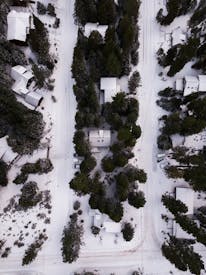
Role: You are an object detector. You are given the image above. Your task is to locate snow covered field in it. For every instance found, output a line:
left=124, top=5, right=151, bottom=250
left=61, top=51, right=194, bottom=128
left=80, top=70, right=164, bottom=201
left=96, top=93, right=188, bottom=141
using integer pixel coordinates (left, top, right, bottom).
left=1, top=0, right=206, bottom=274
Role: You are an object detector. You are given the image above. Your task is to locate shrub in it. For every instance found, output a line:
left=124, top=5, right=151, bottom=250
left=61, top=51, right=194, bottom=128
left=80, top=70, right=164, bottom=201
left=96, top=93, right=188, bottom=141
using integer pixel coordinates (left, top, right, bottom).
left=162, top=236, right=204, bottom=274
left=19, top=182, right=42, bottom=208
left=162, top=194, right=188, bottom=215
left=128, top=71, right=140, bottom=93
left=80, top=155, right=96, bottom=174
left=128, top=191, right=146, bottom=209
left=37, top=2, right=46, bottom=15
left=0, top=161, right=8, bottom=186
left=47, top=3, right=56, bottom=17
left=0, top=88, right=45, bottom=155
left=157, top=134, right=172, bottom=150
left=22, top=233, right=47, bottom=265
left=102, top=157, right=115, bottom=173
left=122, top=222, right=134, bottom=241
left=61, top=214, right=83, bottom=263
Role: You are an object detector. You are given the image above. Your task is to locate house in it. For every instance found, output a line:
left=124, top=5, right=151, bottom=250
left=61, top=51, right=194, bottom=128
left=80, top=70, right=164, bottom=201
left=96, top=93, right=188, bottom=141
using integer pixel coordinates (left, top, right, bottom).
left=175, top=187, right=194, bottom=215
left=11, top=65, right=33, bottom=96
left=176, top=75, right=206, bottom=96
left=84, top=23, right=108, bottom=38
left=7, top=10, right=33, bottom=42
left=100, top=77, right=119, bottom=103
left=198, top=75, right=206, bottom=92
left=183, top=76, right=199, bottom=97
left=171, top=27, right=186, bottom=46
left=103, top=221, right=121, bottom=233
left=175, top=78, right=183, bottom=91
left=25, top=91, right=43, bottom=107
left=89, top=130, right=111, bottom=148
left=11, top=65, right=33, bottom=95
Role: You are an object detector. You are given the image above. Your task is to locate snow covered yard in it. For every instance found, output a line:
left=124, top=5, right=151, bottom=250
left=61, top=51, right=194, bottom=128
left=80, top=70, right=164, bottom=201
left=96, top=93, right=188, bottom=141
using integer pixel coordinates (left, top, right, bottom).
left=1, top=0, right=206, bottom=274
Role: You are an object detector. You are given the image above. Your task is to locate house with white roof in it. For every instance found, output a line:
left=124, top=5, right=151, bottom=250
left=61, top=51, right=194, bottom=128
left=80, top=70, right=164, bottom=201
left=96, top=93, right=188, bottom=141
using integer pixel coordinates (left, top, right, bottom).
left=171, top=27, right=186, bottom=46
left=11, top=65, right=43, bottom=107
left=89, top=130, right=111, bottom=148
left=100, top=77, right=119, bottom=103
left=176, top=75, right=206, bottom=96
left=103, top=221, right=121, bottom=233
left=25, top=91, right=43, bottom=107
left=198, top=75, right=206, bottom=92
left=7, top=10, right=33, bottom=42
left=183, top=76, right=199, bottom=97
left=11, top=65, right=33, bottom=96
left=84, top=23, right=108, bottom=38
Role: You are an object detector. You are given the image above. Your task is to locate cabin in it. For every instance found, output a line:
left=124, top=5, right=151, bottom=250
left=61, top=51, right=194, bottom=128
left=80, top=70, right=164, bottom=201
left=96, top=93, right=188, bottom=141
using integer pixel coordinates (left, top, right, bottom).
left=7, top=10, right=33, bottom=42
left=11, top=65, right=33, bottom=95
left=89, top=130, right=111, bottom=148
left=171, top=27, right=186, bottom=46
left=103, top=221, right=121, bottom=233
left=25, top=91, right=43, bottom=107
left=100, top=77, right=119, bottom=103
left=176, top=75, right=206, bottom=96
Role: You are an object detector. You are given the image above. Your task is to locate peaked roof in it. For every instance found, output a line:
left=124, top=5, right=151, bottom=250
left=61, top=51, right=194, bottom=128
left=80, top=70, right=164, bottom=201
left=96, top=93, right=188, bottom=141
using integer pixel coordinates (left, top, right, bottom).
left=7, top=10, right=31, bottom=41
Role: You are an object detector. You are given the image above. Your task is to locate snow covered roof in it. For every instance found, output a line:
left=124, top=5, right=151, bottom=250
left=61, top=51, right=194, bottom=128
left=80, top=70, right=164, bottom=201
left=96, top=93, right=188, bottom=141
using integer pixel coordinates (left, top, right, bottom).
left=173, top=221, right=195, bottom=240
left=172, top=28, right=186, bottom=46
left=0, top=138, right=18, bottom=164
left=175, top=187, right=194, bottom=215
left=11, top=65, right=33, bottom=81
left=89, top=130, right=111, bottom=148
left=93, top=214, right=102, bottom=228
left=3, top=150, right=18, bottom=164
left=25, top=92, right=43, bottom=107
left=175, top=78, right=183, bottom=91
left=100, top=77, right=118, bottom=102
left=7, top=10, right=31, bottom=42
left=103, top=221, right=121, bottom=233
left=12, top=78, right=29, bottom=96
left=11, top=66, right=33, bottom=96
left=183, top=76, right=199, bottom=97
left=84, top=23, right=108, bottom=38
left=0, top=147, right=6, bottom=159
left=198, top=75, right=206, bottom=92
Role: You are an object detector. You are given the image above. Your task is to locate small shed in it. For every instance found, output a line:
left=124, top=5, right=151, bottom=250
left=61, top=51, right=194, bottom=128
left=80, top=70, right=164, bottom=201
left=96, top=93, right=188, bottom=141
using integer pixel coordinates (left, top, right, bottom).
left=7, top=10, right=32, bottom=42
left=25, top=92, right=43, bottom=107
left=103, top=221, right=121, bottom=233
left=100, top=77, right=119, bottom=103
left=84, top=23, right=108, bottom=38
left=183, top=76, right=199, bottom=97
left=175, top=187, right=194, bottom=215
left=94, top=214, right=102, bottom=228
left=89, top=130, right=111, bottom=148
left=175, top=78, right=183, bottom=91
left=198, top=75, right=206, bottom=92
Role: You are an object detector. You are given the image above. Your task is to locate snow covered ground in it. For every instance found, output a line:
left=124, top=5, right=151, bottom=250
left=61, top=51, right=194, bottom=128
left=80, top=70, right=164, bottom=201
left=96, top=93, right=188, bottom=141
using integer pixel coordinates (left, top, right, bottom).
left=1, top=0, right=206, bottom=274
